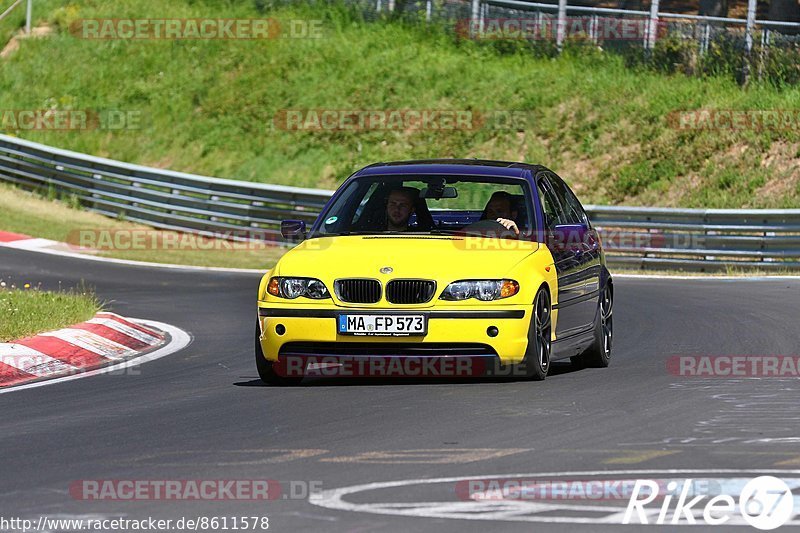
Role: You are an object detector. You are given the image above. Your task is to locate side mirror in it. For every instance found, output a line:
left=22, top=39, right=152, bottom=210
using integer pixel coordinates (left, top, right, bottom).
left=281, top=220, right=306, bottom=240
left=549, top=223, right=590, bottom=252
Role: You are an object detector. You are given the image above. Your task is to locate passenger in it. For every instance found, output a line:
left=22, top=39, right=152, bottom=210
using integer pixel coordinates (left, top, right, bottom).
left=385, top=187, right=417, bottom=232
left=482, top=191, right=519, bottom=235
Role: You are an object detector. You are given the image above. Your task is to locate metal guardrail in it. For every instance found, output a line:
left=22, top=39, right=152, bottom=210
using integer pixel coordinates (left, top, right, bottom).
left=588, top=205, right=800, bottom=271
left=1, top=134, right=799, bottom=272
left=0, top=134, right=331, bottom=240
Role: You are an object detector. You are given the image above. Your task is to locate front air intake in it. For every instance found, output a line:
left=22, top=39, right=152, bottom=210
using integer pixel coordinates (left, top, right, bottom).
left=335, top=279, right=381, bottom=303
left=385, top=280, right=436, bottom=304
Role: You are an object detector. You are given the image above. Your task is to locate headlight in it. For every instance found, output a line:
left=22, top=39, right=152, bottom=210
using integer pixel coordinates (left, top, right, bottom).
left=267, top=277, right=331, bottom=299
left=440, top=279, right=519, bottom=301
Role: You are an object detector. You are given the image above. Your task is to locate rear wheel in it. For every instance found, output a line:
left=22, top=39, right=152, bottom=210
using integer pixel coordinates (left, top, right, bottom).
left=514, top=287, right=552, bottom=381
left=255, top=320, right=302, bottom=386
left=571, top=282, right=613, bottom=369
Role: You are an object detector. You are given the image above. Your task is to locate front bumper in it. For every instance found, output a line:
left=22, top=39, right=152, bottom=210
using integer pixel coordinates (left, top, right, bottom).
left=257, top=303, right=533, bottom=367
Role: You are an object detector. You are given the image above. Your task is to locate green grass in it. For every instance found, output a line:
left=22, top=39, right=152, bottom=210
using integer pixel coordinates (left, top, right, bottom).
left=0, top=284, right=101, bottom=342
left=0, top=0, right=798, bottom=210
left=0, top=0, right=27, bottom=47
left=0, top=184, right=284, bottom=269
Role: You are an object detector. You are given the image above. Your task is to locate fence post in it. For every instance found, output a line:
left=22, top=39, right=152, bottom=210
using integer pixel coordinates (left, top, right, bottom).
left=758, top=28, right=769, bottom=80
left=646, top=0, right=660, bottom=50
left=25, top=0, right=32, bottom=34
left=741, top=0, right=756, bottom=84
left=745, top=0, right=756, bottom=54
left=700, top=22, right=710, bottom=54
left=556, top=0, right=567, bottom=51
left=471, top=0, right=480, bottom=37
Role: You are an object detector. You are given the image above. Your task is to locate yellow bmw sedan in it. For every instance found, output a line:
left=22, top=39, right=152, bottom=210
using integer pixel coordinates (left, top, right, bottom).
left=256, top=160, right=613, bottom=384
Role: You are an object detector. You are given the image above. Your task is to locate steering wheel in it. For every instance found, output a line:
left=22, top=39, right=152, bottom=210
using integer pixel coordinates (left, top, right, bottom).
left=461, top=219, right=519, bottom=239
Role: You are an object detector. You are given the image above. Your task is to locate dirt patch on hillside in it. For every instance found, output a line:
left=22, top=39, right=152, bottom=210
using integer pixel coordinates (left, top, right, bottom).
left=1, top=24, right=53, bottom=59
left=756, top=141, right=800, bottom=200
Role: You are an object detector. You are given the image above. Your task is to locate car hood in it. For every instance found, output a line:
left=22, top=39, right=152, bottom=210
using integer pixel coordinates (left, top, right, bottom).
left=275, top=235, right=540, bottom=280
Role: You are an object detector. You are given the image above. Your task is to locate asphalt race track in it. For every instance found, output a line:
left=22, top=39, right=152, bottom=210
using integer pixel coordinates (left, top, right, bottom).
left=2, top=246, right=800, bottom=532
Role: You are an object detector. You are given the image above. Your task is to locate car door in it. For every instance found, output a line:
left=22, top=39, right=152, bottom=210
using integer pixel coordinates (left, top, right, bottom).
left=537, top=172, right=597, bottom=337
left=552, top=173, right=602, bottom=308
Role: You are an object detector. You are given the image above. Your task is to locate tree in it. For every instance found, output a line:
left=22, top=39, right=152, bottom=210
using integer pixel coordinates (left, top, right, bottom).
left=768, top=0, right=800, bottom=21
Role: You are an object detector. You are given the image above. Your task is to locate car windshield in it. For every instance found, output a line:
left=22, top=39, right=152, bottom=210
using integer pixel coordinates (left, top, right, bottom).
left=309, top=175, right=534, bottom=240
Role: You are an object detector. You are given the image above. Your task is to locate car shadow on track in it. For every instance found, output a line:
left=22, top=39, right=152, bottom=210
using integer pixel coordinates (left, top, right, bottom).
left=233, top=362, right=582, bottom=387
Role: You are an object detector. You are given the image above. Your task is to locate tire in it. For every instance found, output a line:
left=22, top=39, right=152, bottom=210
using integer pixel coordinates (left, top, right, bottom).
left=571, top=282, right=613, bottom=369
left=513, top=286, right=552, bottom=381
left=255, top=320, right=302, bottom=386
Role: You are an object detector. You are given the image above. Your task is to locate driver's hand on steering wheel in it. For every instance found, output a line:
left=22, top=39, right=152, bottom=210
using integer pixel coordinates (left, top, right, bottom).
left=496, top=218, right=519, bottom=235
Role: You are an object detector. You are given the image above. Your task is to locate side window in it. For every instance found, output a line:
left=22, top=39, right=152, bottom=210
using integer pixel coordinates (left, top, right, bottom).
left=537, top=178, right=566, bottom=229
left=563, top=186, right=590, bottom=226
left=546, top=173, right=583, bottom=225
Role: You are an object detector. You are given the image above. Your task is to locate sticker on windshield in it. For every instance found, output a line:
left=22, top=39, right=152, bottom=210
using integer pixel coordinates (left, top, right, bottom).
left=325, top=216, right=338, bottom=225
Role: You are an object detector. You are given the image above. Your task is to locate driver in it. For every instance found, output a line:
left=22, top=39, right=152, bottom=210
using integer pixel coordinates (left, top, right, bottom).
left=483, top=191, right=519, bottom=235
left=384, top=187, right=417, bottom=231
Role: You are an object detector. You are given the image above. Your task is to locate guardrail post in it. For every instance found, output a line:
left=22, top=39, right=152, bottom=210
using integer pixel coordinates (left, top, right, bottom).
left=470, top=0, right=481, bottom=37
left=646, top=0, right=660, bottom=51
left=25, top=0, right=32, bottom=34
left=556, top=0, right=567, bottom=51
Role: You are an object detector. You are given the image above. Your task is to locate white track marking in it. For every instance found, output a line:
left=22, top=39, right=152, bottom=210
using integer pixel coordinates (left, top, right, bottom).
left=86, top=317, right=162, bottom=345
left=0, top=320, right=192, bottom=394
left=308, top=469, right=800, bottom=525
left=0, top=344, right=77, bottom=376
left=40, top=329, right=137, bottom=360
left=1, top=238, right=59, bottom=250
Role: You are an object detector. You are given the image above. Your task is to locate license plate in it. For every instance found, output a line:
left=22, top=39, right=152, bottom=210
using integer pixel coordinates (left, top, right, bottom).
left=337, top=314, right=427, bottom=336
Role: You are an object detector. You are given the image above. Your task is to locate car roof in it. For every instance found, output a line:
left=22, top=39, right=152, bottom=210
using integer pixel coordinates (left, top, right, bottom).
left=353, top=159, right=546, bottom=178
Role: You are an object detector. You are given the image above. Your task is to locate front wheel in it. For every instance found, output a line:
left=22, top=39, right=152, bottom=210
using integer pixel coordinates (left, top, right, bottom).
left=513, top=287, right=552, bottom=381
left=572, top=282, right=613, bottom=368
